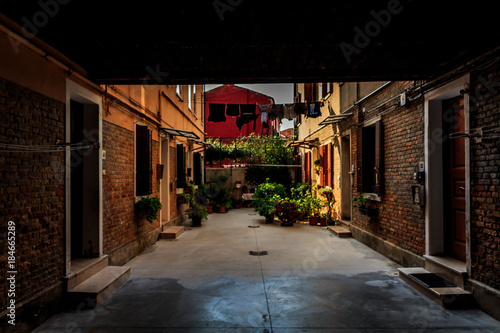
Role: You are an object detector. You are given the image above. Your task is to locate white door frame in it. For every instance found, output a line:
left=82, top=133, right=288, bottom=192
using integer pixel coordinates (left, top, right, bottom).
left=424, top=74, right=470, bottom=270
left=65, top=79, right=103, bottom=275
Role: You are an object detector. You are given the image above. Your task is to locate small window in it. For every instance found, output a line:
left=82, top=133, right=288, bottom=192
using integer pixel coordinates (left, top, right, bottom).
left=193, top=85, right=197, bottom=116
left=136, top=125, right=152, bottom=196
left=176, top=85, right=182, bottom=99
left=357, top=120, right=384, bottom=195
left=188, top=85, right=193, bottom=111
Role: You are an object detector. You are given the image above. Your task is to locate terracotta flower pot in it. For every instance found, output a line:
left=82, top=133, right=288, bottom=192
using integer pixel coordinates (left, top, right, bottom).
left=309, top=216, right=318, bottom=225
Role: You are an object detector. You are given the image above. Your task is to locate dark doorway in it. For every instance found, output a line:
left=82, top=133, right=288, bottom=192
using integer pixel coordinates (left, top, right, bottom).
left=443, top=96, right=466, bottom=262
left=70, top=100, right=100, bottom=260
left=341, top=135, right=351, bottom=220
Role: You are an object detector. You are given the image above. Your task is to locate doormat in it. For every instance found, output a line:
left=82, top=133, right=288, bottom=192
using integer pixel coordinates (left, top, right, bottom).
left=408, top=273, right=456, bottom=288
left=249, top=251, right=268, bottom=256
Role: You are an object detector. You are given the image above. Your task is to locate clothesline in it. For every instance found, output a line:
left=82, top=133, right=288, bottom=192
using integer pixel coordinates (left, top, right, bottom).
left=207, top=102, right=323, bottom=126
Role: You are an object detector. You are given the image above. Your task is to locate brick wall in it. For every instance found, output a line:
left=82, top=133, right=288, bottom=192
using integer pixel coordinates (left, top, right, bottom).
left=344, top=81, right=426, bottom=257
left=0, top=77, right=65, bottom=310
left=102, top=120, right=160, bottom=261
left=470, top=63, right=500, bottom=289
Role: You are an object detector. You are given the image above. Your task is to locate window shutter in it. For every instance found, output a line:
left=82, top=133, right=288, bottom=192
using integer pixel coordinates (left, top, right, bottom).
left=305, top=152, right=311, bottom=184
left=319, top=145, right=325, bottom=186
left=328, top=143, right=333, bottom=188
left=176, top=144, right=186, bottom=188
left=136, top=125, right=150, bottom=196
left=373, top=120, right=384, bottom=195
left=193, top=152, right=202, bottom=185
left=356, top=126, right=363, bottom=193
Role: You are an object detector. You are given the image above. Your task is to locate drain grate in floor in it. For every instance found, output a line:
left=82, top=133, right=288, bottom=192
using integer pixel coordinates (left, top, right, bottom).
left=248, top=225, right=260, bottom=228
left=408, top=273, right=456, bottom=288
left=249, top=250, right=268, bottom=256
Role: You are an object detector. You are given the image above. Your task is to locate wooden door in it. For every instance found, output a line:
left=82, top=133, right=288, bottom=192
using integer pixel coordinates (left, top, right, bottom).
left=444, top=97, right=466, bottom=262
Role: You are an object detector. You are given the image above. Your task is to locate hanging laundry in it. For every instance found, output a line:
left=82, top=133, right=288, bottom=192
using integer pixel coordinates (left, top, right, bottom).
left=271, top=104, right=284, bottom=119
left=283, top=104, right=295, bottom=120
left=307, top=102, right=322, bottom=118
left=261, top=111, right=269, bottom=128
left=226, top=104, right=240, bottom=117
left=208, top=103, right=226, bottom=122
left=258, top=104, right=272, bottom=113
left=294, top=103, right=308, bottom=116
left=236, top=114, right=259, bottom=131
left=240, top=104, right=256, bottom=116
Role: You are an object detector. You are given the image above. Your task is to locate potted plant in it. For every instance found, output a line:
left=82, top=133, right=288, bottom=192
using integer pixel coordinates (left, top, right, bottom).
left=308, top=195, right=325, bottom=225
left=252, top=179, right=287, bottom=223
left=183, top=183, right=209, bottom=227
left=353, top=193, right=378, bottom=217
left=276, top=199, right=298, bottom=226
left=233, top=198, right=244, bottom=209
left=318, top=213, right=327, bottom=226
left=135, top=195, right=162, bottom=223
left=313, top=159, right=321, bottom=175
left=319, top=186, right=336, bottom=225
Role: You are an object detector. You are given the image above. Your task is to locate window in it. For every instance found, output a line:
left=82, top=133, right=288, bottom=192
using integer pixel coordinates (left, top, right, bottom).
left=193, top=152, right=202, bottom=185
left=193, top=85, right=197, bottom=116
left=176, top=143, right=186, bottom=188
left=176, top=85, right=182, bottom=99
left=188, top=85, right=193, bottom=111
left=357, top=120, right=384, bottom=195
left=318, top=83, right=323, bottom=100
left=136, top=125, right=152, bottom=196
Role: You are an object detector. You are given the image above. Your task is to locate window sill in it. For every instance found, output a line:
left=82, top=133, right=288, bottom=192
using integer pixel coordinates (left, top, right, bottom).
left=362, top=193, right=381, bottom=202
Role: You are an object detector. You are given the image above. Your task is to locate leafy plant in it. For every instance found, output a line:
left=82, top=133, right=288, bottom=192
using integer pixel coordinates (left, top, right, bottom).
left=252, top=179, right=287, bottom=217
left=135, top=196, right=162, bottom=223
left=319, top=186, right=336, bottom=223
left=353, top=193, right=368, bottom=208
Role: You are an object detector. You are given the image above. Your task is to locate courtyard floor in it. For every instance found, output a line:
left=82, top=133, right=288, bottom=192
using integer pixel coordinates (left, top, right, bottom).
left=33, top=208, right=500, bottom=332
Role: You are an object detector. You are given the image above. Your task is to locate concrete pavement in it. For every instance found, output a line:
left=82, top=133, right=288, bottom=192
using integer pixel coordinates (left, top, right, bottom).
left=33, top=208, right=500, bottom=332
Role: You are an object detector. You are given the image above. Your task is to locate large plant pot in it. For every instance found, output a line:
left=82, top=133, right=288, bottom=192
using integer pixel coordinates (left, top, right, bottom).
left=218, top=206, right=227, bottom=213
left=318, top=218, right=327, bottom=226
left=309, top=216, right=319, bottom=225
left=192, top=216, right=202, bottom=227
left=207, top=206, right=213, bottom=214
left=265, top=214, right=275, bottom=224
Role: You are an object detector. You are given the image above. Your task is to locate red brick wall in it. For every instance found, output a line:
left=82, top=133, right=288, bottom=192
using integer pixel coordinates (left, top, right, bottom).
left=344, top=81, right=426, bottom=256
left=0, top=77, right=65, bottom=309
left=470, top=64, right=500, bottom=289
left=102, top=120, right=160, bottom=257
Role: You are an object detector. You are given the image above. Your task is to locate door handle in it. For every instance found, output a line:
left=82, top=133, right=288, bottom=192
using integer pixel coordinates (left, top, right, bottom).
left=458, top=187, right=465, bottom=191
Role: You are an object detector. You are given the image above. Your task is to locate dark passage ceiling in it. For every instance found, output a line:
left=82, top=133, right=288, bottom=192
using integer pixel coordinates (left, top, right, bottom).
left=1, top=1, right=499, bottom=84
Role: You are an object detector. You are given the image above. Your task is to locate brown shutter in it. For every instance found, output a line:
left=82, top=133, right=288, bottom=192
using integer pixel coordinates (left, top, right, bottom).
left=136, top=125, right=152, bottom=196
left=328, top=143, right=333, bottom=188
left=356, top=126, right=363, bottom=193
left=176, top=144, right=186, bottom=188
left=374, top=120, right=384, bottom=195
left=319, top=145, right=325, bottom=186
left=305, top=152, right=311, bottom=184
left=304, top=83, right=313, bottom=102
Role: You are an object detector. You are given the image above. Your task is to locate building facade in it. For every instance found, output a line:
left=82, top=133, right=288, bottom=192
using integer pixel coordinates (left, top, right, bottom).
left=0, top=18, right=204, bottom=331
left=295, top=50, right=500, bottom=319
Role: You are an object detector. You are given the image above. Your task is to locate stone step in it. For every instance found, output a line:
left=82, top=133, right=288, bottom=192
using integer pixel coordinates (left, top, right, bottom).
left=337, top=219, right=352, bottom=230
left=67, top=255, right=109, bottom=291
left=327, top=225, right=352, bottom=238
left=68, top=266, right=130, bottom=308
left=160, top=226, right=185, bottom=240
left=398, top=267, right=474, bottom=309
left=424, top=255, right=468, bottom=289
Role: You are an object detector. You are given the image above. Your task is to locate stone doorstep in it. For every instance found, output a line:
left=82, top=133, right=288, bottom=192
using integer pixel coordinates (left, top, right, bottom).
left=337, top=219, right=352, bottom=230
left=66, top=255, right=109, bottom=291
left=398, top=267, right=474, bottom=309
left=327, top=225, right=352, bottom=238
left=424, top=255, right=468, bottom=289
left=160, top=226, right=185, bottom=239
left=68, top=266, right=131, bottom=308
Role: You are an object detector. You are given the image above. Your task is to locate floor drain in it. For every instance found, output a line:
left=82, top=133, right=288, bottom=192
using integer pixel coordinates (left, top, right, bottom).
left=249, top=251, right=268, bottom=256
left=248, top=225, right=260, bottom=228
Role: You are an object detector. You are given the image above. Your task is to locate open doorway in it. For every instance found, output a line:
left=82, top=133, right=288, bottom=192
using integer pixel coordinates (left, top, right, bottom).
left=69, top=100, right=100, bottom=260
left=65, top=81, right=103, bottom=274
